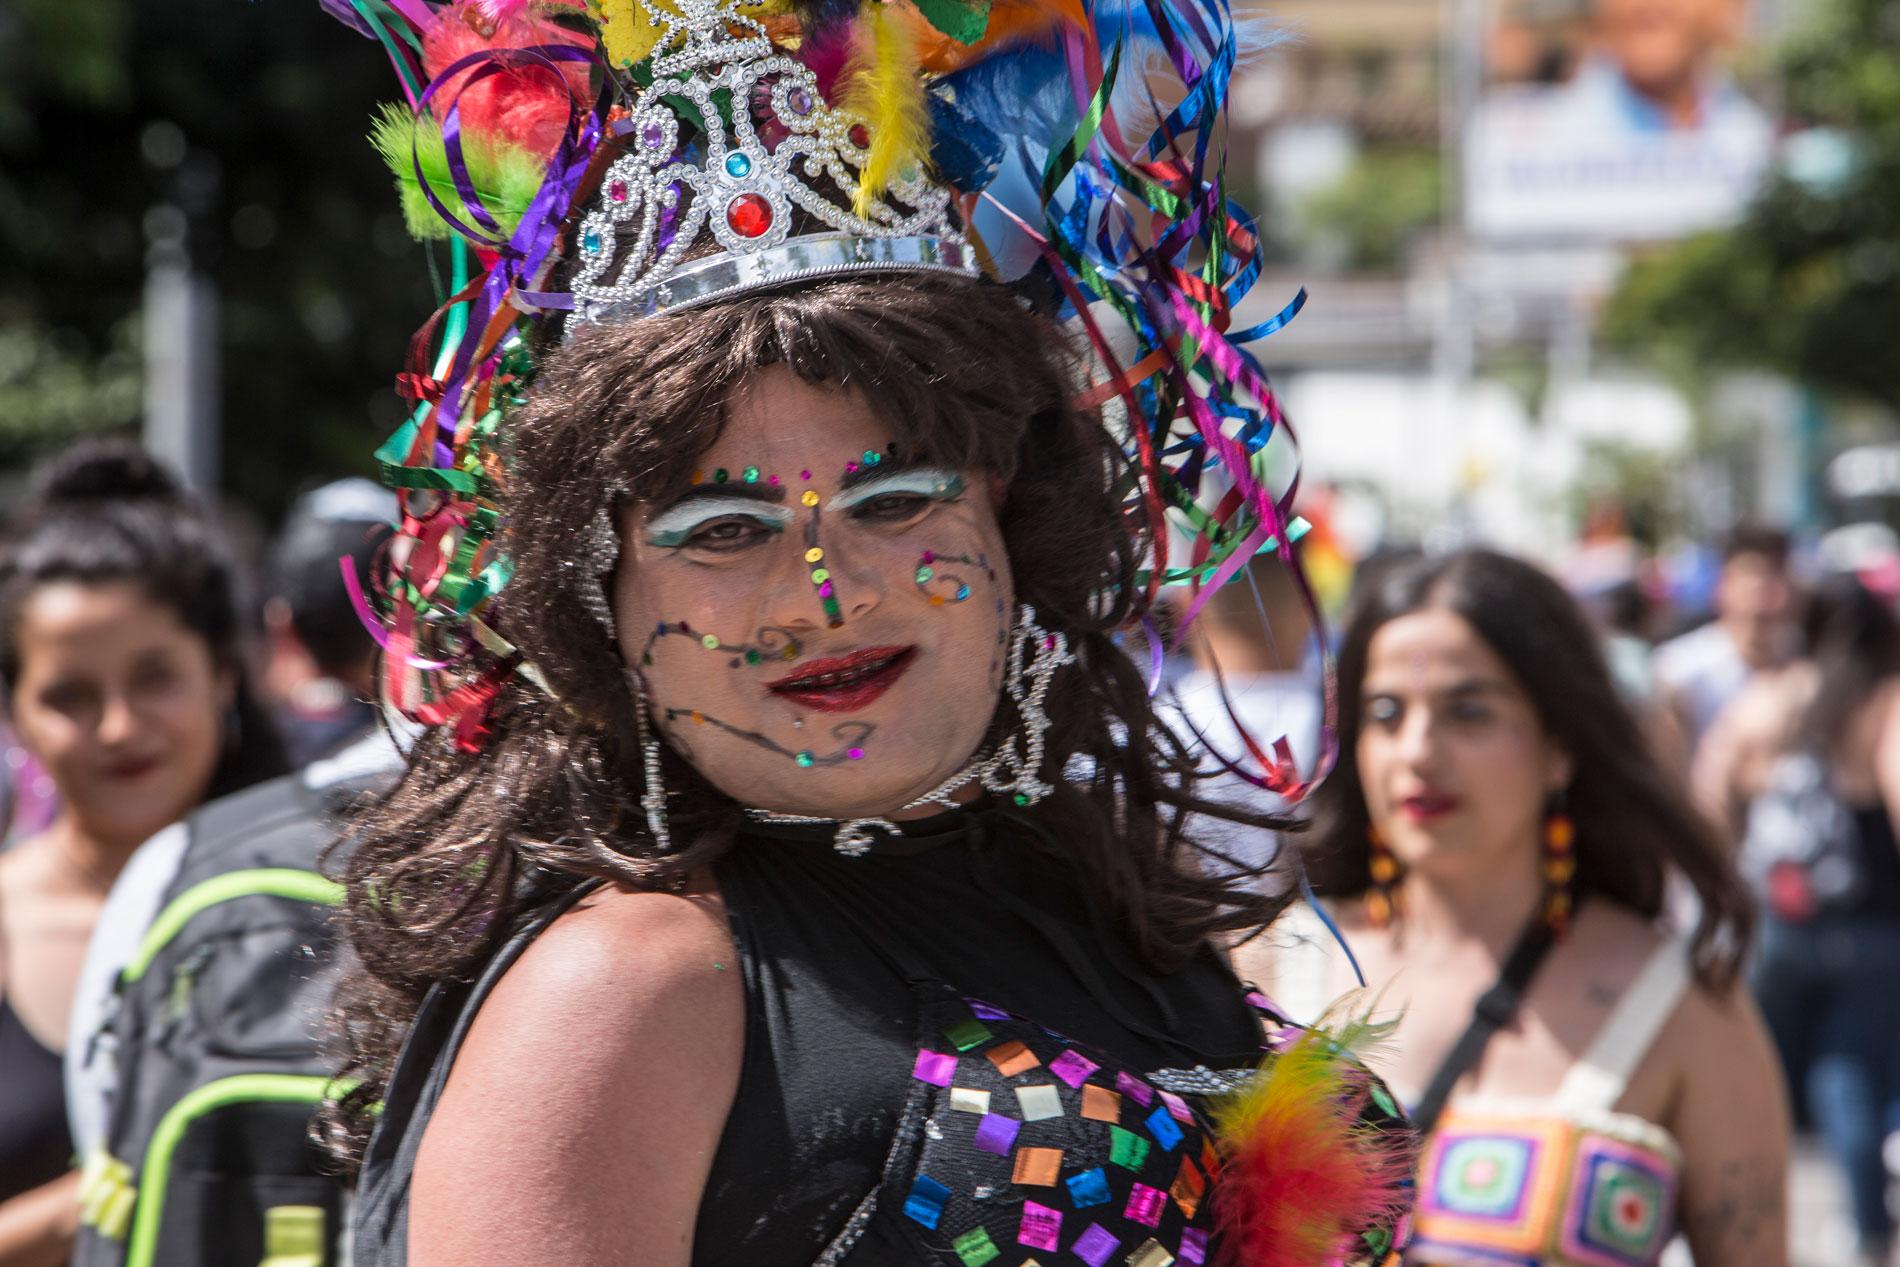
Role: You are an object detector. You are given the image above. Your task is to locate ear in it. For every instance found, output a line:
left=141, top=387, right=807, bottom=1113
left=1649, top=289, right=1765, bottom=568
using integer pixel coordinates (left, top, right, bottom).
left=1544, top=740, right=1575, bottom=796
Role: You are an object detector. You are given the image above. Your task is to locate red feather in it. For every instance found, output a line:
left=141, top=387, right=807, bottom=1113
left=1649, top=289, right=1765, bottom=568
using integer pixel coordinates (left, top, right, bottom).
left=1212, top=1037, right=1417, bottom=1267
left=421, top=1, right=593, bottom=161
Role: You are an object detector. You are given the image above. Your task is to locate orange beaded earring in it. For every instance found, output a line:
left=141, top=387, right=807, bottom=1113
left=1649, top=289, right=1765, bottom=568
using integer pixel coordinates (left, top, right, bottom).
left=1366, top=823, right=1403, bottom=928
left=1541, top=794, right=1576, bottom=935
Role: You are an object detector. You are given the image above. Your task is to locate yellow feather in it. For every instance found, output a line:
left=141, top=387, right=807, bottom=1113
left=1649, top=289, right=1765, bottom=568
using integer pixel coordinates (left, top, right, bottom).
left=598, top=0, right=681, bottom=68
left=841, top=4, right=932, bottom=218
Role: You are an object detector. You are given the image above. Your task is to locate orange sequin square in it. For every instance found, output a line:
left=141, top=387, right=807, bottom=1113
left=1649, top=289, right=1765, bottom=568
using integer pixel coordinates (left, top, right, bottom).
left=1011, top=1146, right=1064, bottom=1187
left=986, top=1040, right=1041, bottom=1077
left=1171, top=1156, right=1206, bottom=1220
left=1081, top=1084, right=1122, bottom=1123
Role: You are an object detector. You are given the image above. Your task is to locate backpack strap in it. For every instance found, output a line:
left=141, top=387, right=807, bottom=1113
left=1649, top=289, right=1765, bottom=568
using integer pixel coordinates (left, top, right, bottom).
left=1408, top=916, right=1558, bottom=1138
left=1551, top=934, right=1692, bottom=1116
left=351, top=878, right=605, bottom=1267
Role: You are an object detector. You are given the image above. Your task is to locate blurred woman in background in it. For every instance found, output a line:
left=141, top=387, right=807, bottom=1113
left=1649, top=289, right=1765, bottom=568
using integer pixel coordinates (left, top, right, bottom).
left=1241, top=548, right=1787, bottom=1266
left=1697, top=573, right=1900, bottom=1267
left=0, top=442, right=285, bottom=1266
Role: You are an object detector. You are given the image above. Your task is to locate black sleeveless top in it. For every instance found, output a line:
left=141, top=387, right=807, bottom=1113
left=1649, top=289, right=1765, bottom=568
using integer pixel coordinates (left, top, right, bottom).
left=0, top=992, right=73, bottom=1203
left=355, top=805, right=1280, bottom=1265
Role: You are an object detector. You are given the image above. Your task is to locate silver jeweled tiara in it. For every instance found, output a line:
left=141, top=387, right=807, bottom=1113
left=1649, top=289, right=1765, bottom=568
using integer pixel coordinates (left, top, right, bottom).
left=566, top=0, right=979, bottom=331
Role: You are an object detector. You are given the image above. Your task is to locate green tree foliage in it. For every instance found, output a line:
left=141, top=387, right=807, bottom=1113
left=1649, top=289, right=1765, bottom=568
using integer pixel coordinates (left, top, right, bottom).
left=1298, top=146, right=1443, bottom=273
left=0, top=0, right=435, bottom=510
left=1603, top=0, right=1900, bottom=414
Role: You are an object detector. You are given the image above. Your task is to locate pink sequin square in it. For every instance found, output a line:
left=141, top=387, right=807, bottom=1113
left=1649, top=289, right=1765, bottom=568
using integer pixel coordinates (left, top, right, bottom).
left=1116, top=1070, right=1156, bottom=1107
left=1159, top=1089, right=1195, bottom=1125
left=912, top=1050, right=957, bottom=1087
left=1049, top=1050, right=1101, bottom=1089
left=1018, top=1201, right=1062, bottom=1252
left=1123, top=1182, right=1166, bottom=1228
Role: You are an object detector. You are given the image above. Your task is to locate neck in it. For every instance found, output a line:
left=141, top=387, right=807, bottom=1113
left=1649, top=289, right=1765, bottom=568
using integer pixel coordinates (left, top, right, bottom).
left=45, top=813, right=145, bottom=893
left=1394, top=845, right=1544, bottom=959
left=1633, top=71, right=1705, bottom=129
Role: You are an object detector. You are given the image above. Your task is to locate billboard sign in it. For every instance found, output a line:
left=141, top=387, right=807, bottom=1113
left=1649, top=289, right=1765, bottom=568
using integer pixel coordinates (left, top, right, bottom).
left=1466, top=0, right=1777, bottom=242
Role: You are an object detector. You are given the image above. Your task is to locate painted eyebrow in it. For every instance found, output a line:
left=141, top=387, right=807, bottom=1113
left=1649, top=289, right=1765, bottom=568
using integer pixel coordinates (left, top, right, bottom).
left=663, top=483, right=788, bottom=507
left=829, top=465, right=965, bottom=511
left=644, top=495, right=796, bottom=542
left=1361, top=678, right=1514, bottom=700
left=838, top=456, right=922, bottom=492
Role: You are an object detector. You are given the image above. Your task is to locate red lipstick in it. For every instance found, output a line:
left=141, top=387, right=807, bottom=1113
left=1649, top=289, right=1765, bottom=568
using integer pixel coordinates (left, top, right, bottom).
left=1398, top=790, right=1459, bottom=823
left=104, top=755, right=161, bottom=781
left=767, top=646, right=915, bottom=713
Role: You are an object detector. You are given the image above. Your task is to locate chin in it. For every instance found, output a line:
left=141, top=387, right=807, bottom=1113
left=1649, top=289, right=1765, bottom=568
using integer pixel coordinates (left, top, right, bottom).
left=712, top=746, right=980, bottom=821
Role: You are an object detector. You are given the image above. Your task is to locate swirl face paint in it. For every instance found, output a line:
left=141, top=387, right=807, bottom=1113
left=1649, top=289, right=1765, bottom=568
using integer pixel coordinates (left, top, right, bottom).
left=639, top=621, right=804, bottom=668
left=913, top=549, right=993, bottom=606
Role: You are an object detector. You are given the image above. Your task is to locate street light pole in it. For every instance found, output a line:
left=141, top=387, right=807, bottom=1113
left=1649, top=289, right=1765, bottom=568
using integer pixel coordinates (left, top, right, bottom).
left=141, top=123, right=221, bottom=499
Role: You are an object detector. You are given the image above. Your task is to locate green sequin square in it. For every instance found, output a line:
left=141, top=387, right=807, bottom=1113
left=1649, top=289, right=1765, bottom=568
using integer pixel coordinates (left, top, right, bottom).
left=952, top=1227, right=1000, bottom=1266
left=943, top=1016, right=993, bottom=1052
left=1110, top=1125, right=1151, bottom=1171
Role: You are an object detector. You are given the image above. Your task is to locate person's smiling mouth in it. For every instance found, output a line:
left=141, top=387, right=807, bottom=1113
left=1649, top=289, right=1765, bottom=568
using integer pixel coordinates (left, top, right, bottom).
left=766, top=646, right=916, bottom=713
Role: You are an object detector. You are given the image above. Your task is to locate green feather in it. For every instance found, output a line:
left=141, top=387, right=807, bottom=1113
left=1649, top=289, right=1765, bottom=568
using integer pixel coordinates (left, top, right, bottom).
left=911, top=0, right=992, bottom=45
left=369, top=103, right=548, bottom=242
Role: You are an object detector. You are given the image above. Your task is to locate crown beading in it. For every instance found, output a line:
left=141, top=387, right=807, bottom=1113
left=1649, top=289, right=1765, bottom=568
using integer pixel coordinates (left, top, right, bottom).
left=567, top=0, right=976, bottom=330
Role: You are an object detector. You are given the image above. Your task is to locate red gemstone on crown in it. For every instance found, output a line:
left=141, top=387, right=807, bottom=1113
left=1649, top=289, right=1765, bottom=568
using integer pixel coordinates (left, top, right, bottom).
left=609, top=180, right=629, bottom=203
left=727, top=193, right=773, bottom=238
left=849, top=124, right=870, bottom=149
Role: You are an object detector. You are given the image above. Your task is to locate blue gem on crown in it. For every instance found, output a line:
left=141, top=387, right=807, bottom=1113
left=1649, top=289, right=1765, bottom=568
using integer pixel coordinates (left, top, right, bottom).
left=567, top=0, right=976, bottom=332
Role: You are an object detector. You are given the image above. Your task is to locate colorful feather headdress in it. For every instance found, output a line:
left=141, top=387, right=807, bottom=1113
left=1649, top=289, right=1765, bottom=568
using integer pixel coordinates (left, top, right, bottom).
left=326, top=0, right=1329, bottom=790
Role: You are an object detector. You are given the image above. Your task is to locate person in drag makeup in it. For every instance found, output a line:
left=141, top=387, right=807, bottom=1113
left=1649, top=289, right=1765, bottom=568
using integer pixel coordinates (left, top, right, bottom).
left=316, top=0, right=1417, bottom=1264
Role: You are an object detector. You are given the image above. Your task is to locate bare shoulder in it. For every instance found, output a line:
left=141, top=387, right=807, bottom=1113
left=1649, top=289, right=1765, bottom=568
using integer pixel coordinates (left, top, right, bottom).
left=410, top=878, right=745, bottom=1267
left=460, top=877, right=741, bottom=1072
left=1650, top=966, right=1774, bottom=1075
left=1727, top=664, right=1812, bottom=742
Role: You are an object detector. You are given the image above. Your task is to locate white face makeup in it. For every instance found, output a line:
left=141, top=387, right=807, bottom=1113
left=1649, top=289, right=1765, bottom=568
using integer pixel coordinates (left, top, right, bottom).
left=614, top=364, right=1015, bottom=821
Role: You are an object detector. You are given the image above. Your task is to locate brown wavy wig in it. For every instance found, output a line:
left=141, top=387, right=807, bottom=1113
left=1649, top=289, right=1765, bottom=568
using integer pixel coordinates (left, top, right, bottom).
left=320, top=270, right=1292, bottom=1168
left=1302, top=548, right=1753, bottom=990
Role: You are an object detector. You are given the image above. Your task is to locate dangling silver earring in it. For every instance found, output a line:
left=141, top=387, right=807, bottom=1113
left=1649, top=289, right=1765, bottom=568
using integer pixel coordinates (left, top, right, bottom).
left=577, top=506, right=619, bottom=639
left=985, top=603, right=1074, bottom=809
left=633, top=682, right=672, bottom=853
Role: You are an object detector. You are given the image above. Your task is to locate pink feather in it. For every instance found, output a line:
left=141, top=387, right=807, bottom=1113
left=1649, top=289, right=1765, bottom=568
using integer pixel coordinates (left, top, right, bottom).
left=797, top=19, right=857, bottom=99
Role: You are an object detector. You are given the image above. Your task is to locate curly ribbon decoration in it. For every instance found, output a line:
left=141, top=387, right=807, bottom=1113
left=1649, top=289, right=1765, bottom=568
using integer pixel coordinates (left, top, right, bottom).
left=325, top=0, right=1337, bottom=788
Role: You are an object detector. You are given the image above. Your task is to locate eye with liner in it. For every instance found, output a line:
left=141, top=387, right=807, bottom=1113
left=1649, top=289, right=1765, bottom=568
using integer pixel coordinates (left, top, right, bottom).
left=644, top=497, right=795, bottom=551
left=829, top=468, right=966, bottom=525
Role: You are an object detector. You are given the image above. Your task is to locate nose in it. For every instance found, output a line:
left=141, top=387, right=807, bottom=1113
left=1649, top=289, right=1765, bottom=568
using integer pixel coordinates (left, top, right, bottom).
left=761, top=527, right=886, bottom=631
left=96, top=690, right=139, bottom=747
left=1392, top=705, right=1441, bottom=772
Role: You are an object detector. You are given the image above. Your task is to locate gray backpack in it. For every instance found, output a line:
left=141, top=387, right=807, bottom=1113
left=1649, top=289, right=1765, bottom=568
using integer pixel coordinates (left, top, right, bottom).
left=71, top=754, right=388, bottom=1267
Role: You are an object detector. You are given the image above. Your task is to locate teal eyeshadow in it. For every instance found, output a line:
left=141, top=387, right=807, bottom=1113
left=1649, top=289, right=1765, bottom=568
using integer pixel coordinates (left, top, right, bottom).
left=644, top=502, right=794, bottom=548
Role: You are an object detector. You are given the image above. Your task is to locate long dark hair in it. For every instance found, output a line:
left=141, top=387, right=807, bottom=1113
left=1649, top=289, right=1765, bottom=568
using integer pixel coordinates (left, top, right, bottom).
left=1798, top=573, right=1900, bottom=754
left=0, top=440, right=289, bottom=800
left=1304, top=548, right=1752, bottom=989
left=321, top=270, right=1290, bottom=1168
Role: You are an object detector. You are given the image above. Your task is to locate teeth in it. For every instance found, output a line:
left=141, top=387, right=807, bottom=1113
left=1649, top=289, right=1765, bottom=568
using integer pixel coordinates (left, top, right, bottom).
left=784, top=654, right=898, bottom=691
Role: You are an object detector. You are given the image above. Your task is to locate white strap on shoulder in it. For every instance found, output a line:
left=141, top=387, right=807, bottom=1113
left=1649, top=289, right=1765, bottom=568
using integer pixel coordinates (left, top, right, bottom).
left=1553, top=933, right=1693, bottom=1115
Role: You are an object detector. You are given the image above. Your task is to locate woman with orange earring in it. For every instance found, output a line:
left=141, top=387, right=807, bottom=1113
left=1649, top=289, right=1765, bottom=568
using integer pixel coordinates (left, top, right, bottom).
left=1241, top=549, right=1790, bottom=1267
